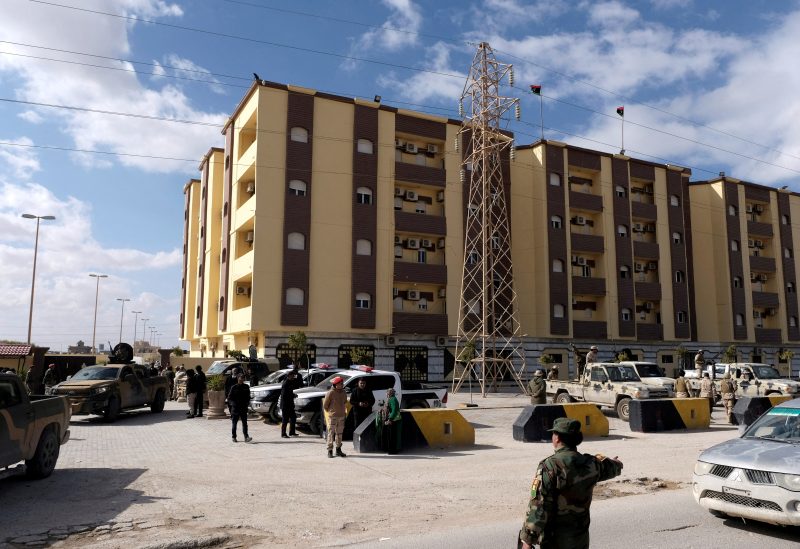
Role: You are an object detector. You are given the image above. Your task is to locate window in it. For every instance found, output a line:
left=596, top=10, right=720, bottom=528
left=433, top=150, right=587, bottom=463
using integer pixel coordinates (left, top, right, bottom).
left=467, top=250, right=479, bottom=265
left=286, top=288, right=304, bottom=306
left=394, top=245, right=403, bottom=258
left=730, top=239, right=738, bottom=252
left=670, top=195, right=680, bottom=207
left=290, top=127, right=308, bottom=143
left=356, top=187, right=373, bottom=205
left=791, top=316, right=798, bottom=327
left=786, top=248, right=794, bottom=259
left=553, top=304, right=565, bottom=318
left=289, top=180, right=307, bottom=196
left=287, top=232, right=305, bottom=250
left=393, top=296, right=403, bottom=311
left=417, top=249, right=427, bottom=263
left=0, top=380, right=21, bottom=409
left=728, top=205, right=737, bottom=216
left=620, top=265, right=630, bottom=279
left=618, top=225, right=628, bottom=238
left=549, top=173, right=561, bottom=186
left=355, top=292, right=371, bottom=309
left=552, top=259, right=563, bottom=273
left=551, top=215, right=562, bottom=229
left=733, top=276, right=742, bottom=288
left=735, top=313, right=744, bottom=326
left=677, top=311, right=686, bottom=323
left=584, top=308, right=593, bottom=319
left=394, top=197, right=403, bottom=210
left=491, top=235, right=501, bottom=249
left=788, top=282, right=795, bottom=293
left=357, top=139, right=373, bottom=154
left=468, top=203, right=479, bottom=216
left=356, top=239, right=372, bottom=256
left=219, top=296, right=225, bottom=311
left=415, top=153, right=427, bottom=166
left=621, top=308, right=631, bottom=321
left=415, top=201, right=426, bottom=214
left=675, top=270, right=684, bottom=283
left=615, top=185, right=626, bottom=198
left=672, top=232, right=682, bottom=244
left=782, top=215, right=789, bottom=225
left=417, top=298, right=428, bottom=311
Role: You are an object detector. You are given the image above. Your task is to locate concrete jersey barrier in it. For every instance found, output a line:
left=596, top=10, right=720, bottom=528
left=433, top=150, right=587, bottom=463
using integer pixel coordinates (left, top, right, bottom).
left=629, top=398, right=710, bottom=432
left=512, top=403, right=609, bottom=442
left=732, top=395, right=794, bottom=430
left=353, top=409, right=474, bottom=453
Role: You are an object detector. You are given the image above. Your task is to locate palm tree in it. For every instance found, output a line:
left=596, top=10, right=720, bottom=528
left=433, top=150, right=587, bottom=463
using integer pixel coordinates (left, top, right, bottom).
left=287, top=331, right=310, bottom=369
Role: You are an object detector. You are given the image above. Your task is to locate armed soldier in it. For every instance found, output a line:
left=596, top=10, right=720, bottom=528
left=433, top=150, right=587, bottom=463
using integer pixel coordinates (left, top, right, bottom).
left=720, top=372, right=737, bottom=424
left=699, top=372, right=716, bottom=416
left=674, top=369, right=690, bottom=398
left=528, top=370, right=547, bottom=405
left=519, top=418, right=623, bottom=549
left=694, top=349, right=706, bottom=378
left=586, top=346, right=598, bottom=365
left=546, top=365, right=559, bottom=381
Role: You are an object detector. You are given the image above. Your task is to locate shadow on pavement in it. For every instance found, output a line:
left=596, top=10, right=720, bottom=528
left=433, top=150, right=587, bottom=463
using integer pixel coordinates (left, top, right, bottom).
left=71, top=408, right=190, bottom=426
left=722, top=516, right=800, bottom=541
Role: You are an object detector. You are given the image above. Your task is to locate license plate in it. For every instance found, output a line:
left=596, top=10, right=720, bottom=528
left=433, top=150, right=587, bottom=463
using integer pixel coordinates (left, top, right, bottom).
left=433, top=400, right=442, bottom=408
left=722, top=486, right=750, bottom=496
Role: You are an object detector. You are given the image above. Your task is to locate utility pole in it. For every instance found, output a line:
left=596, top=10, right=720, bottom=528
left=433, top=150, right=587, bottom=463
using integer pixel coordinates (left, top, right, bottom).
left=89, top=273, right=108, bottom=353
left=141, top=318, right=149, bottom=353
left=22, top=214, right=55, bottom=344
left=452, top=42, right=527, bottom=396
left=131, top=310, right=141, bottom=353
left=116, top=298, right=130, bottom=345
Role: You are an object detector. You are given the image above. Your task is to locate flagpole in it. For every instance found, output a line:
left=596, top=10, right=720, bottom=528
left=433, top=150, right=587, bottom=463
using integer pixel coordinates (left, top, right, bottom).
left=616, top=105, right=625, bottom=154
left=539, top=94, right=544, bottom=140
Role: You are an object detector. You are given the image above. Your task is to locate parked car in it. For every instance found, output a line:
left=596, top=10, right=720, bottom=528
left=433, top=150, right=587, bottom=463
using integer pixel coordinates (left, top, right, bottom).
left=693, top=398, right=800, bottom=526
left=206, top=358, right=280, bottom=385
left=249, top=364, right=345, bottom=422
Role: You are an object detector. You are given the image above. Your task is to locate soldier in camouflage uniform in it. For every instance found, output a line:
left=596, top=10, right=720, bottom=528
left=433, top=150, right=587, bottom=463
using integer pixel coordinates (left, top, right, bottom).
left=699, top=372, right=716, bottom=416
left=674, top=369, right=690, bottom=398
left=720, top=372, right=737, bottom=424
left=547, top=366, right=559, bottom=381
left=519, top=417, right=623, bottom=549
left=528, top=370, right=547, bottom=405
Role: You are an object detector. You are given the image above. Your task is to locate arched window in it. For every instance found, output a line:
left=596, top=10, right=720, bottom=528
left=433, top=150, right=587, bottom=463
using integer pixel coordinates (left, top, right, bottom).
left=356, top=239, right=372, bottom=256
left=621, top=308, right=631, bottom=321
left=728, top=205, right=737, bottom=216
left=552, top=259, right=563, bottom=273
left=467, top=249, right=479, bottom=265
left=286, top=288, right=304, bottom=306
left=394, top=245, right=403, bottom=258
left=618, top=225, right=628, bottom=237
left=675, top=270, right=684, bottom=283
left=782, top=214, right=789, bottom=225
left=356, top=186, right=373, bottom=205
left=287, top=232, right=305, bottom=250
left=620, top=265, right=630, bottom=279
left=551, top=215, right=563, bottom=229
left=415, top=201, right=426, bottom=214
left=791, top=316, right=798, bottom=327
left=355, top=292, right=371, bottom=309
left=553, top=304, right=565, bottom=318
left=786, top=248, right=794, bottom=259
left=394, top=197, right=403, bottom=210
left=733, top=276, right=742, bottom=288
left=357, top=139, right=373, bottom=154
left=615, top=185, right=626, bottom=198
left=677, top=311, right=687, bottom=323
left=735, top=313, right=744, bottom=326
left=788, top=282, right=795, bottom=293
left=290, top=127, right=308, bottom=143
left=672, top=231, right=682, bottom=244
left=670, top=195, right=680, bottom=207
left=549, top=173, right=561, bottom=186
left=289, top=180, right=307, bottom=196
left=468, top=203, right=479, bottom=216
left=731, top=240, right=739, bottom=252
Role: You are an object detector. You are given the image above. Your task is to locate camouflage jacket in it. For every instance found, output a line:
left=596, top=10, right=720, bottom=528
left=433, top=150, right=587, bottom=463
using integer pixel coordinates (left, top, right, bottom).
left=529, top=377, right=547, bottom=404
left=520, top=447, right=623, bottom=549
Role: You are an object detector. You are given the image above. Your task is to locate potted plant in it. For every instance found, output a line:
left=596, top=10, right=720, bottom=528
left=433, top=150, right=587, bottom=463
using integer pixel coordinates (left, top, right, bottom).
left=206, top=374, right=227, bottom=419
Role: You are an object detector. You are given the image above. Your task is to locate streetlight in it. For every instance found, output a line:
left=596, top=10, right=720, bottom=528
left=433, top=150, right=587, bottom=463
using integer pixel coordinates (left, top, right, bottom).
left=141, top=318, right=149, bottom=351
left=131, top=310, right=142, bottom=352
left=88, top=273, right=109, bottom=353
left=150, top=327, right=156, bottom=345
left=116, top=298, right=130, bottom=345
left=156, top=333, right=162, bottom=347
left=22, top=213, right=56, bottom=344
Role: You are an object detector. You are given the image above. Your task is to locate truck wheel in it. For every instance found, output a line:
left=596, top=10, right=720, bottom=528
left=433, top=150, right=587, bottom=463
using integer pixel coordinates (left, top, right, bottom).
left=616, top=398, right=631, bottom=421
left=150, top=390, right=166, bottom=413
left=268, top=402, right=280, bottom=423
left=25, top=427, right=59, bottom=479
left=555, top=392, right=574, bottom=404
left=103, top=396, right=120, bottom=422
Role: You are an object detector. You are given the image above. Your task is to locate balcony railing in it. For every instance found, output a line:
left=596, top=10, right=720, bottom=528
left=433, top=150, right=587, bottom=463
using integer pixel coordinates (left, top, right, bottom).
left=571, top=233, right=604, bottom=253
left=393, top=262, right=447, bottom=284
left=749, top=255, right=776, bottom=272
left=755, top=328, right=781, bottom=344
left=635, top=282, right=662, bottom=301
left=569, top=191, right=603, bottom=212
left=395, top=162, right=445, bottom=187
left=631, top=201, right=657, bottom=220
left=393, top=312, right=448, bottom=335
left=752, top=291, right=779, bottom=308
left=572, top=276, right=606, bottom=296
left=636, top=323, right=664, bottom=341
left=747, top=220, right=773, bottom=237
left=573, top=321, right=607, bottom=339
left=633, top=241, right=660, bottom=260
left=395, top=211, right=447, bottom=235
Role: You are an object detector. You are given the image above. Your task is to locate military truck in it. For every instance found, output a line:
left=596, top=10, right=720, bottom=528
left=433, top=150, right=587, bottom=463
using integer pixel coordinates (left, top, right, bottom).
left=0, top=373, right=71, bottom=479
left=618, top=361, right=677, bottom=393
left=49, top=343, right=170, bottom=422
left=686, top=363, right=799, bottom=398
left=546, top=362, right=673, bottom=421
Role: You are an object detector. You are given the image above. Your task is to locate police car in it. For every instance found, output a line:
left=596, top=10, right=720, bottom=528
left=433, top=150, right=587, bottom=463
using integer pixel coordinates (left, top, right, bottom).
left=249, top=363, right=344, bottom=422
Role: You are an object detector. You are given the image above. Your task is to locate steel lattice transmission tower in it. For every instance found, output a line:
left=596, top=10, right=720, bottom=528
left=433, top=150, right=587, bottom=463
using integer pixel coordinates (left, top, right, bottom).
left=452, top=42, right=527, bottom=396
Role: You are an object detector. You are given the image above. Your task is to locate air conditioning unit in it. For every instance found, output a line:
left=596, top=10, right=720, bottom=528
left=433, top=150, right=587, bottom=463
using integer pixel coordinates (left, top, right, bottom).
left=746, top=205, right=753, bottom=213
left=421, top=239, right=432, bottom=248
left=236, top=285, right=248, bottom=295
left=395, top=139, right=406, bottom=149
left=633, top=223, right=643, bottom=232
left=647, top=262, right=657, bottom=270
left=407, top=238, right=419, bottom=249
left=437, top=190, right=444, bottom=202
left=405, top=143, right=418, bottom=154
left=767, top=308, right=777, bottom=316
left=646, top=224, right=655, bottom=232
left=438, top=288, right=446, bottom=298
left=750, top=272, right=757, bottom=281
left=748, top=239, right=755, bottom=248
left=437, top=238, right=445, bottom=249
left=755, top=205, right=763, bottom=213
left=635, top=263, right=644, bottom=272
left=575, top=216, right=586, bottom=225
left=385, top=335, right=397, bottom=346
left=645, top=302, right=653, bottom=310
left=245, top=231, right=254, bottom=243
left=753, top=310, right=761, bottom=319
left=408, top=290, right=420, bottom=300
left=577, top=257, right=587, bottom=266
left=394, top=235, right=402, bottom=244
left=246, top=182, right=255, bottom=194
left=427, top=144, right=438, bottom=154
left=395, top=187, right=405, bottom=197
left=759, top=274, right=768, bottom=282
left=392, top=287, right=399, bottom=297
left=406, top=190, right=418, bottom=201
left=435, top=335, right=447, bottom=347
left=755, top=240, right=763, bottom=248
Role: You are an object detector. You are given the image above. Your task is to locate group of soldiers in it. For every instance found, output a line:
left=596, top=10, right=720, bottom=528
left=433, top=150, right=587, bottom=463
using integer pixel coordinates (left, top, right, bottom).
left=527, top=345, right=599, bottom=406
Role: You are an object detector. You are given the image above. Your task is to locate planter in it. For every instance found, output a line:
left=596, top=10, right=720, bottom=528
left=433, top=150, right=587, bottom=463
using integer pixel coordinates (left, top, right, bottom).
left=206, top=390, right=227, bottom=419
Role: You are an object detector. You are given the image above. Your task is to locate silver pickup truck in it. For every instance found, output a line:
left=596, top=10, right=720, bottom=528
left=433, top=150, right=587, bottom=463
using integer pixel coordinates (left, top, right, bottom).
left=686, top=363, right=799, bottom=398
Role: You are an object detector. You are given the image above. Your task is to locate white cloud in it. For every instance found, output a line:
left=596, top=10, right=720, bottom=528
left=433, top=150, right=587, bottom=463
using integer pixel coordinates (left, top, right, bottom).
left=587, top=1, right=640, bottom=28
left=162, top=54, right=225, bottom=95
left=18, top=110, right=44, bottom=124
left=650, top=0, right=692, bottom=10
left=474, top=0, right=570, bottom=32
left=0, top=0, right=226, bottom=174
left=377, top=41, right=466, bottom=103
left=0, top=138, right=41, bottom=180
left=344, top=0, right=423, bottom=70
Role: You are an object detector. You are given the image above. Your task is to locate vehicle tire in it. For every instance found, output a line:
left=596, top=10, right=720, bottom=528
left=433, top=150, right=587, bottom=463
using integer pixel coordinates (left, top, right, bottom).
left=555, top=392, right=574, bottom=404
left=103, top=396, right=120, bottom=422
left=268, top=402, right=280, bottom=423
left=616, top=398, right=631, bottom=422
left=150, top=389, right=166, bottom=413
left=25, top=427, right=59, bottom=479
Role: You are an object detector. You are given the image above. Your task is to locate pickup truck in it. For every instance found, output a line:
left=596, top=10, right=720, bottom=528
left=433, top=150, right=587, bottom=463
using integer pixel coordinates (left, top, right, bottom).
left=547, top=362, right=672, bottom=421
left=0, top=373, right=71, bottom=479
left=282, top=366, right=448, bottom=438
left=49, top=363, right=170, bottom=422
left=249, top=364, right=347, bottom=422
left=618, top=361, right=677, bottom=394
left=686, top=363, right=800, bottom=398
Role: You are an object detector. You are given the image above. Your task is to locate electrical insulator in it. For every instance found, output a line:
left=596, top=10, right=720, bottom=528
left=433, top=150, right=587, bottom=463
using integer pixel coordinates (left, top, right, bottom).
left=454, top=136, right=459, bottom=152
left=460, top=169, right=466, bottom=183
left=514, top=103, right=521, bottom=121
left=458, top=100, right=464, bottom=117
left=510, top=145, right=516, bottom=161
left=509, top=66, right=514, bottom=86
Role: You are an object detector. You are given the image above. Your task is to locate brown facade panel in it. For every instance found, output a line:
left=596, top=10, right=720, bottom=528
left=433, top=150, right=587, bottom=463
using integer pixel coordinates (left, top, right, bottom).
left=629, top=162, right=655, bottom=181
left=195, top=161, right=209, bottom=335
left=636, top=323, right=664, bottom=341
left=635, top=282, right=662, bottom=301
left=395, top=114, right=446, bottom=141
left=752, top=291, right=780, bottom=308
left=393, top=262, right=447, bottom=285
left=392, top=313, right=448, bottom=335
left=571, top=233, right=605, bottom=253
left=778, top=193, right=800, bottom=340
left=180, top=186, right=191, bottom=336
left=395, top=162, right=446, bottom=187
left=566, top=149, right=601, bottom=171
left=632, top=241, right=660, bottom=259
left=726, top=183, right=747, bottom=340
left=547, top=144, right=569, bottom=335
left=395, top=211, right=447, bottom=235
left=745, top=185, right=771, bottom=203
left=630, top=201, right=657, bottom=220
left=571, top=276, right=606, bottom=296
left=666, top=170, right=691, bottom=339
left=573, top=321, right=607, bottom=339
left=682, top=174, right=698, bottom=340
left=755, top=328, right=782, bottom=345
left=747, top=220, right=773, bottom=237
left=568, top=191, right=603, bottom=212
left=219, top=128, right=234, bottom=332
left=611, top=157, right=635, bottom=338
left=749, top=255, right=777, bottom=272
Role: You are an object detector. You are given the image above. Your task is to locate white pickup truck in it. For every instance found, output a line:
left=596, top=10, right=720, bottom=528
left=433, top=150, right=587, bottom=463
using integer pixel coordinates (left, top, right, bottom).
left=618, top=361, right=676, bottom=394
left=686, top=363, right=799, bottom=398
left=283, top=366, right=448, bottom=438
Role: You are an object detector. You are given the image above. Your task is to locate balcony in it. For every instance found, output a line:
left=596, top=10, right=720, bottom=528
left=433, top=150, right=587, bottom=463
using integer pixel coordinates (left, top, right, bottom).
left=749, top=255, right=776, bottom=272
left=395, top=162, right=445, bottom=187
left=395, top=211, right=447, bottom=235
left=569, top=191, right=603, bottom=212
left=637, top=323, right=664, bottom=341
left=394, top=262, right=447, bottom=284
left=572, top=276, right=606, bottom=296
left=232, top=250, right=254, bottom=280
left=393, top=312, right=448, bottom=335
left=635, top=282, right=662, bottom=301
left=747, top=220, right=773, bottom=237
left=229, top=306, right=253, bottom=331
left=571, top=233, right=604, bottom=253
left=752, top=291, right=779, bottom=308
left=573, top=321, right=607, bottom=339
left=633, top=241, right=660, bottom=260
left=755, top=328, right=782, bottom=344
left=631, top=201, right=657, bottom=220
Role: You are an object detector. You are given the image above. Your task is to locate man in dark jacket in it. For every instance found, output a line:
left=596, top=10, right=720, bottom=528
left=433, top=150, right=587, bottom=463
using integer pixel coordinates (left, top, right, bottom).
left=227, top=374, right=252, bottom=442
left=194, top=365, right=207, bottom=417
left=280, top=370, right=303, bottom=438
left=349, top=378, right=375, bottom=429
left=165, top=367, right=175, bottom=400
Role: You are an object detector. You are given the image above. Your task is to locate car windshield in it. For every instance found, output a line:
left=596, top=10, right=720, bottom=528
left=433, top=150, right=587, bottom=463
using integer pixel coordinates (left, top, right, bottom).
left=743, top=408, right=800, bottom=443
left=69, top=367, right=119, bottom=381
left=265, top=370, right=290, bottom=384
left=750, top=365, right=781, bottom=379
left=634, top=364, right=663, bottom=377
left=207, top=362, right=234, bottom=375
left=604, top=365, right=640, bottom=382
left=316, top=373, right=350, bottom=388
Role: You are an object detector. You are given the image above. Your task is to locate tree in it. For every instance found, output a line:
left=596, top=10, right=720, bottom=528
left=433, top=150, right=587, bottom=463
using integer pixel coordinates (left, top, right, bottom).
left=171, top=346, right=185, bottom=357
left=287, top=331, right=310, bottom=368
left=457, top=339, right=476, bottom=363
left=722, top=345, right=737, bottom=364
left=226, top=349, right=246, bottom=362
left=537, top=353, right=554, bottom=366
left=350, top=347, right=372, bottom=367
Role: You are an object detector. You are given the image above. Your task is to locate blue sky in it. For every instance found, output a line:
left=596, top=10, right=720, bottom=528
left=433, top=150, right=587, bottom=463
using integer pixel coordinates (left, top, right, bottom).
left=2, top=0, right=800, bottom=352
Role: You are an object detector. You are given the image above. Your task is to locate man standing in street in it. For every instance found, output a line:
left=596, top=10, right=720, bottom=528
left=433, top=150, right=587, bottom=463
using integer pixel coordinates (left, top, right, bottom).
left=695, top=349, right=706, bottom=378
left=227, top=374, right=252, bottom=443
left=699, top=372, right=716, bottom=416
left=165, top=366, right=175, bottom=400
left=720, top=372, right=737, bottom=424
left=585, top=346, right=598, bottom=365
left=675, top=369, right=690, bottom=398
left=349, top=377, right=375, bottom=430
left=528, top=370, right=547, bottom=405
left=323, top=376, right=347, bottom=458
left=280, top=369, right=303, bottom=438
left=42, top=364, right=58, bottom=392
left=25, top=367, right=37, bottom=394
left=194, top=365, right=207, bottom=417
left=519, top=418, right=623, bottom=549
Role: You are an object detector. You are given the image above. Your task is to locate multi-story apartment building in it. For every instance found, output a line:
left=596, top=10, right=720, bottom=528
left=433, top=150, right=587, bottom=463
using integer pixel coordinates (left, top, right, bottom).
left=180, top=79, right=800, bottom=380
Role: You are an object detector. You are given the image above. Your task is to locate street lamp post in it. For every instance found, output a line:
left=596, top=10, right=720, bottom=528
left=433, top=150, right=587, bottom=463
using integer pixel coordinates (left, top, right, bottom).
left=156, top=333, right=162, bottom=347
left=116, top=298, right=130, bottom=345
left=22, top=214, right=56, bottom=344
left=141, top=318, right=149, bottom=352
left=88, top=273, right=109, bottom=353
left=131, top=310, right=141, bottom=353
